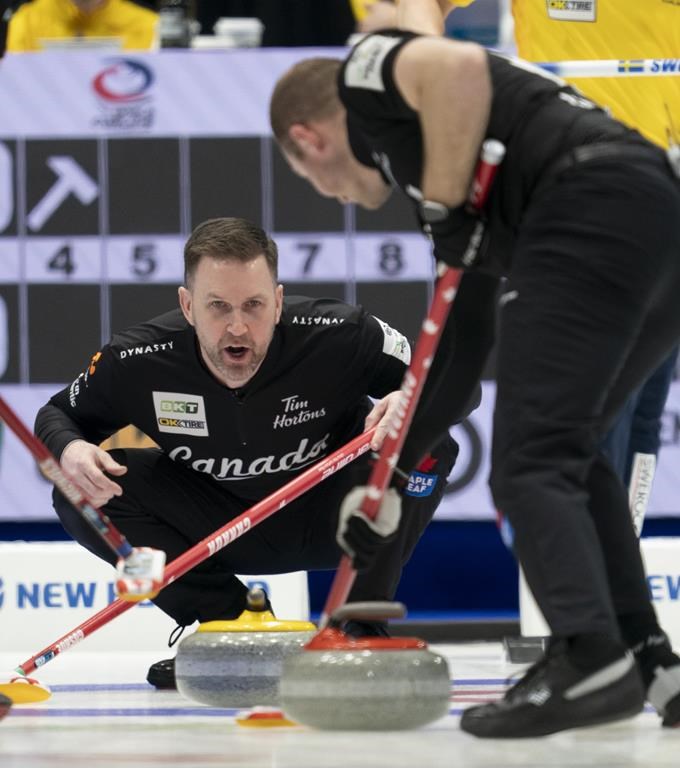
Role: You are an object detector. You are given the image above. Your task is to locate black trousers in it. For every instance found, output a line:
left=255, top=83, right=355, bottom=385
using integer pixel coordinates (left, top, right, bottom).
left=54, top=437, right=456, bottom=626
left=489, top=150, right=680, bottom=638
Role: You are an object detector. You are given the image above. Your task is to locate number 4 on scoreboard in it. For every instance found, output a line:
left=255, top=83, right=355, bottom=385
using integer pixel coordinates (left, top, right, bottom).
left=47, top=245, right=75, bottom=277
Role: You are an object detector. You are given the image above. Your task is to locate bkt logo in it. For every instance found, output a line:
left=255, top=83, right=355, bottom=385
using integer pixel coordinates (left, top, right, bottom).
left=648, top=574, right=680, bottom=602
left=161, top=400, right=199, bottom=414
left=92, top=58, right=154, bottom=103
left=0, top=580, right=153, bottom=609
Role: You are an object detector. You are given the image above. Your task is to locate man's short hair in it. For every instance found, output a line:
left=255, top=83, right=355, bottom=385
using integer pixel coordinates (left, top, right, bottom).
left=270, top=57, right=343, bottom=157
left=184, top=218, right=279, bottom=288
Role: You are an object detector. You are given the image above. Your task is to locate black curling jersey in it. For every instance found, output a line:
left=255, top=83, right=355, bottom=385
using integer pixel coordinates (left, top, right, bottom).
left=339, top=29, right=648, bottom=274
left=35, top=296, right=412, bottom=502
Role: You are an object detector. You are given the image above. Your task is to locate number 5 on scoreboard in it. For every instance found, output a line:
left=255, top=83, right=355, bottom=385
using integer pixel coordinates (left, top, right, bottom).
left=131, top=244, right=157, bottom=278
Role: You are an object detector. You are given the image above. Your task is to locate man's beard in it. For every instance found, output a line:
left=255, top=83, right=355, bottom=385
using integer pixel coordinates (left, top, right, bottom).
left=207, top=344, right=262, bottom=385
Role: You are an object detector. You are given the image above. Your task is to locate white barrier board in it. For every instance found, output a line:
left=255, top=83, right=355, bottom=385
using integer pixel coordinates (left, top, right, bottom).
left=520, top=538, right=680, bottom=651
left=0, top=542, right=309, bottom=655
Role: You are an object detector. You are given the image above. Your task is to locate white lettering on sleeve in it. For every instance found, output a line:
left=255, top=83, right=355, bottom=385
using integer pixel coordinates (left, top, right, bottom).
left=344, top=35, right=402, bottom=92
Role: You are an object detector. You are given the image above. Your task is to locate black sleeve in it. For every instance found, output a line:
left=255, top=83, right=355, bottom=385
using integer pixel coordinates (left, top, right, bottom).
left=34, top=345, right=129, bottom=460
left=398, top=271, right=500, bottom=472
left=339, top=29, right=421, bottom=123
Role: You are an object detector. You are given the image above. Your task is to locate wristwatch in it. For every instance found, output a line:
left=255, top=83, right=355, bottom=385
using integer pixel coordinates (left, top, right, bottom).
left=418, top=200, right=450, bottom=224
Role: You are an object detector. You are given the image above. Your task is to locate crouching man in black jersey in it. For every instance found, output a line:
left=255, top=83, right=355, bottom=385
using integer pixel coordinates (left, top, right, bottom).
left=35, top=217, right=464, bottom=690
left=268, top=2, right=680, bottom=738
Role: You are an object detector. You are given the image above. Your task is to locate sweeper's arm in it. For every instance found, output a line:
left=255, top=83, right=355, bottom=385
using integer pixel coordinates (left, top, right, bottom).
left=334, top=272, right=497, bottom=572
left=398, top=270, right=498, bottom=472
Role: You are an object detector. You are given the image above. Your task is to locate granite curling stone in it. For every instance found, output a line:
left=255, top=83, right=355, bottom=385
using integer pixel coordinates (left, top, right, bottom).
left=176, top=588, right=316, bottom=708
left=279, top=602, right=451, bottom=731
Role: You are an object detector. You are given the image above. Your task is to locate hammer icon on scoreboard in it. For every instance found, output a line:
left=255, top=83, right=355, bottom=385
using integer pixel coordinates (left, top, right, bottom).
left=27, top=156, right=99, bottom=232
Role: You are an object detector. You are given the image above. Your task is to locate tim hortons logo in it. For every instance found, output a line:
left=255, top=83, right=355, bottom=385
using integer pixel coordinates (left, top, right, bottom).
left=273, top=395, right=326, bottom=430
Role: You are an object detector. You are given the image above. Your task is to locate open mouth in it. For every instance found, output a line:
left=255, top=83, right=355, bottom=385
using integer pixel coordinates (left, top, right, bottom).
left=224, top=346, right=249, bottom=361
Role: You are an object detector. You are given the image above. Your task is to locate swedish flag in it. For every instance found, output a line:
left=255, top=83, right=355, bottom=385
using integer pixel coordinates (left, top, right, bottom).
left=618, top=60, right=645, bottom=74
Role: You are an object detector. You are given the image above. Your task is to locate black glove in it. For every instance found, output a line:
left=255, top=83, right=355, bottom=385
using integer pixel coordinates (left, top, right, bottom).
left=419, top=203, right=488, bottom=269
left=336, top=486, right=402, bottom=571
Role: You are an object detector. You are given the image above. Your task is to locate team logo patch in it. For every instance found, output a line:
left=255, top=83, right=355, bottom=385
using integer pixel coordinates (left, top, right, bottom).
left=374, top=317, right=411, bottom=364
left=344, top=34, right=401, bottom=92
left=546, top=0, right=596, bottom=22
left=88, top=351, right=102, bottom=376
left=405, top=471, right=437, bottom=498
left=152, top=391, right=208, bottom=437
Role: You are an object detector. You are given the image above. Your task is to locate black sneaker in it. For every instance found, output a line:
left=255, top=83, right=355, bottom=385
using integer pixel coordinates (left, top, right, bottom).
left=649, top=667, right=680, bottom=728
left=636, top=637, right=680, bottom=728
left=147, top=622, right=188, bottom=690
left=147, top=658, right=176, bottom=690
left=460, top=640, right=645, bottom=738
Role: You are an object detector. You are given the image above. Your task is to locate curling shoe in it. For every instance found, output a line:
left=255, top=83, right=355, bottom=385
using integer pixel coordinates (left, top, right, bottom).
left=633, top=632, right=680, bottom=728
left=147, top=622, right=189, bottom=689
left=648, top=664, right=680, bottom=728
left=147, top=658, right=176, bottom=690
left=460, top=639, right=645, bottom=738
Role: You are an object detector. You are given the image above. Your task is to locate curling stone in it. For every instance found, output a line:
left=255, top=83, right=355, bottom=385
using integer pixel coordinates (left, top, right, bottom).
left=176, top=587, right=316, bottom=708
left=0, top=672, right=51, bottom=703
left=279, top=602, right=451, bottom=731
left=0, top=693, right=11, bottom=721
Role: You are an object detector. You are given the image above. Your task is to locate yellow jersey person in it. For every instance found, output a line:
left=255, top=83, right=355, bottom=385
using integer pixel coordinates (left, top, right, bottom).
left=7, top=0, right=158, bottom=52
